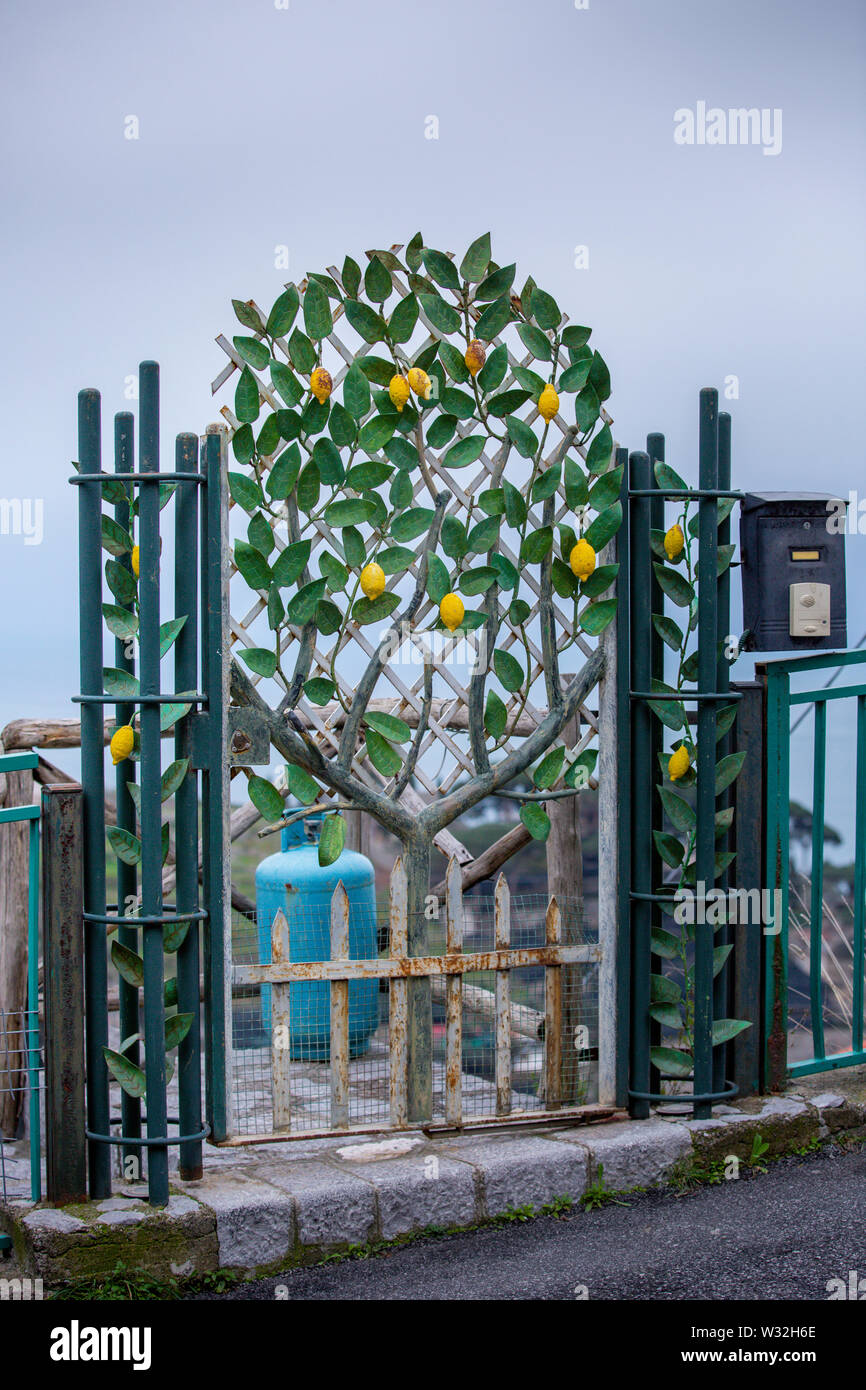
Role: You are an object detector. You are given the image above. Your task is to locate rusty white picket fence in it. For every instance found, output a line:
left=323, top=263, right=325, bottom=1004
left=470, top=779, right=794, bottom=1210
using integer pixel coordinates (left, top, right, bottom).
left=231, top=855, right=605, bottom=1138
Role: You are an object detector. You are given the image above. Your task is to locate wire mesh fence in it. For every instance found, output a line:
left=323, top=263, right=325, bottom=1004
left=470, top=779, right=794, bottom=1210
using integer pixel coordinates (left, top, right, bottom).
left=229, top=891, right=598, bottom=1137
left=0, top=1006, right=42, bottom=1203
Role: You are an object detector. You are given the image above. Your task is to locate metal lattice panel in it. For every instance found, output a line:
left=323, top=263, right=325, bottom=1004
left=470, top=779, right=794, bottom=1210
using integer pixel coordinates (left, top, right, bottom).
left=211, top=246, right=613, bottom=799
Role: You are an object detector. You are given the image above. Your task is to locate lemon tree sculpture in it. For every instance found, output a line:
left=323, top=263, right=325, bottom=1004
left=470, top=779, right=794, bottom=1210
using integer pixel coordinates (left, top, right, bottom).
left=214, top=234, right=621, bottom=1110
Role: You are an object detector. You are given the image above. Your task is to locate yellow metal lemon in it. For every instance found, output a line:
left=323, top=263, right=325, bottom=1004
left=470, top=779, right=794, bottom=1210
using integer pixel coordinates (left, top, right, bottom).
left=664, top=524, right=685, bottom=561
left=538, top=383, right=559, bottom=422
left=439, top=592, right=464, bottom=632
left=668, top=744, right=691, bottom=782
left=569, top=539, right=596, bottom=581
left=464, top=339, right=486, bottom=378
left=310, top=366, right=333, bottom=404
left=131, top=545, right=140, bottom=578
left=359, top=562, right=386, bottom=600
left=110, top=724, right=135, bottom=765
left=407, top=367, right=432, bottom=401
left=388, top=375, right=411, bottom=412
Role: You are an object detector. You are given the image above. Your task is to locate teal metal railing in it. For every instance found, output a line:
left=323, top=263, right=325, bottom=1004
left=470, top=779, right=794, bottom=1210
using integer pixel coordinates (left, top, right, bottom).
left=764, top=648, right=866, bottom=1085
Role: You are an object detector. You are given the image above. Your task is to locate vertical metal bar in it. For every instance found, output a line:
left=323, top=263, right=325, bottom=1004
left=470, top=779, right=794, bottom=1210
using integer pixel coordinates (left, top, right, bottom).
left=78, top=386, right=111, bottom=1199
left=201, top=426, right=231, bottom=1143
left=27, top=816, right=40, bottom=1203
left=647, top=433, right=665, bottom=1098
left=713, top=411, right=732, bottom=1095
left=388, top=857, right=409, bottom=1126
left=494, top=873, right=511, bottom=1116
left=330, top=882, right=350, bottom=1129
left=138, top=361, right=169, bottom=1205
left=113, top=411, right=141, bottom=1177
left=693, top=387, right=719, bottom=1118
left=544, top=897, right=563, bottom=1110
left=731, top=679, right=766, bottom=1096
left=809, top=700, right=827, bottom=1058
left=174, top=432, right=203, bottom=1178
left=628, top=450, right=652, bottom=1118
left=614, top=450, right=631, bottom=1107
left=270, top=909, right=291, bottom=1132
left=42, top=785, right=87, bottom=1206
left=853, top=695, right=866, bottom=1053
left=444, top=855, right=463, bottom=1128
left=764, top=664, right=790, bottom=1090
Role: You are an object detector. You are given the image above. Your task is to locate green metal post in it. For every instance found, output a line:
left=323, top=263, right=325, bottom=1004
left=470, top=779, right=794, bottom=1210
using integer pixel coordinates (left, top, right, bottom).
left=201, top=428, right=229, bottom=1143
left=764, top=663, right=790, bottom=1090
left=78, top=387, right=112, bottom=1200
left=646, top=432, right=665, bottom=1098
left=694, top=387, right=719, bottom=1119
left=615, top=450, right=631, bottom=1107
left=629, top=450, right=653, bottom=1118
left=114, top=412, right=142, bottom=1175
left=138, top=362, right=169, bottom=1205
left=713, top=412, right=732, bottom=1094
left=175, top=432, right=203, bottom=1179
left=730, top=679, right=765, bottom=1096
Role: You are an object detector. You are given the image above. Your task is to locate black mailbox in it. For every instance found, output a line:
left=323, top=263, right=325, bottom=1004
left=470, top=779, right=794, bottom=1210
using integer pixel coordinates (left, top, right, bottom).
left=739, top=492, right=847, bottom=652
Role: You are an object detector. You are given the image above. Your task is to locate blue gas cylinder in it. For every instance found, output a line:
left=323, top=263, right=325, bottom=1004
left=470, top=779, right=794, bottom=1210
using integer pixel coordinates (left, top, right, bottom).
left=255, top=815, right=379, bottom=1060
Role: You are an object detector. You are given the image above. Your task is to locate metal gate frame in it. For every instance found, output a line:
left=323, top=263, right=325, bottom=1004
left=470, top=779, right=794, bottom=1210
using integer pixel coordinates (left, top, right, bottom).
left=763, top=647, right=866, bottom=1087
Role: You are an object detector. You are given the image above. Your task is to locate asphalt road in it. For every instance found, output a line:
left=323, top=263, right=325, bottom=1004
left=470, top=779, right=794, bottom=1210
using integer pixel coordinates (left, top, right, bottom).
left=194, top=1143, right=866, bottom=1302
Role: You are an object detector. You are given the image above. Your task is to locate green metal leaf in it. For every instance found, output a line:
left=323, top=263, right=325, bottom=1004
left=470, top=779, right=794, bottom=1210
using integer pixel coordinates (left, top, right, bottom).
left=585, top=425, right=613, bottom=476
left=105, top=559, right=136, bottom=605
left=658, top=786, right=696, bottom=833
left=476, top=264, right=515, bottom=302
left=304, top=676, right=336, bottom=706
left=580, top=563, right=619, bottom=599
left=159, top=616, right=187, bottom=660
left=388, top=293, right=419, bottom=343
left=165, top=1012, right=194, bottom=1052
left=107, top=825, right=141, bottom=865
left=234, top=541, right=272, bottom=591
left=533, top=746, right=566, bottom=790
left=520, top=527, right=553, bottom=565
left=344, top=299, right=386, bottom=343
left=459, top=232, right=491, bottom=283
left=287, top=578, right=327, bottom=625
left=517, top=323, right=551, bottom=361
left=652, top=562, right=694, bottom=608
left=233, top=335, right=270, bottom=370
left=233, top=298, right=265, bottom=333
left=650, top=973, right=682, bottom=1004
left=392, top=507, right=434, bottom=542
left=365, top=729, right=403, bottom=777
left=102, top=604, right=138, bottom=641
left=160, top=758, right=188, bottom=802
left=266, top=286, right=299, bottom=338
left=711, top=1018, right=751, bottom=1045
left=458, top=566, right=498, bottom=597
left=519, top=803, right=551, bottom=841
left=101, top=515, right=134, bottom=557
left=111, top=941, right=144, bottom=988
left=649, top=1002, right=683, bottom=1027
left=286, top=765, right=320, bottom=805
left=271, top=540, right=311, bottom=588
left=103, top=1047, right=147, bottom=1099
left=531, top=288, right=560, bottom=331
left=654, top=830, right=685, bottom=868
left=239, top=647, right=277, bottom=679
left=270, top=361, right=303, bottom=408
left=578, top=598, right=616, bottom=635
left=484, top=690, right=507, bottom=740
left=652, top=613, right=683, bottom=652
left=422, top=247, right=461, bottom=292
left=352, top=592, right=400, bottom=624
left=359, top=415, right=397, bottom=453
left=715, top=751, right=746, bottom=795
left=650, top=1046, right=693, bottom=1078
left=477, top=341, right=508, bottom=390
left=103, top=667, right=139, bottom=698
left=426, top=553, right=450, bottom=604
left=505, top=415, right=539, bottom=459
left=650, top=930, right=681, bottom=962
left=419, top=293, right=461, bottom=334
left=318, top=814, right=346, bottom=867
left=248, top=775, right=286, bottom=821
left=324, top=498, right=377, bottom=527
left=378, top=544, right=414, bottom=574
left=365, top=712, right=412, bottom=743
left=303, top=279, right=333, bottom=340
left=441, top=515, right=468, bottom=558
left=583, top=502, right=622, bottom=552
left=235, top=367, right=260, bottom=424
left=493, top=648, right=524, bottom=693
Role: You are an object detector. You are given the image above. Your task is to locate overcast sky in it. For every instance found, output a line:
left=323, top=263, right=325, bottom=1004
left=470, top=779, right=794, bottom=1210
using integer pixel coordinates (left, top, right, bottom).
left=1, top=0, right=864, bottom=840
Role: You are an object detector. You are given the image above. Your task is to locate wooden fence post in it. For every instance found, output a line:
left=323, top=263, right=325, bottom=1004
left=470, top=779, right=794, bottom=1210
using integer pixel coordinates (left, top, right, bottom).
left=546, top=703, right=584, bottom=1103
left=0, top=759, right=34, bottom=1138
left=43, top=784, right=87, bottom=1206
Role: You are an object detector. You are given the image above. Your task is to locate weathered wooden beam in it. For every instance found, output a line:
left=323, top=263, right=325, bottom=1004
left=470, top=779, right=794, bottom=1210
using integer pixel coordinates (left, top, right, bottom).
left=42, top=785, right=87, bottom=1206
left=545, top=699, right=583, bottom=1104
left=429, top=821, right=532, bottom=901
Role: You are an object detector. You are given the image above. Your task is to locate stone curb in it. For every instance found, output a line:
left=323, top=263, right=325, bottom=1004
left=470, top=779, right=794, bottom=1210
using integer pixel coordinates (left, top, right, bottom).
left=3, top=1090, right=863, bottom=1281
